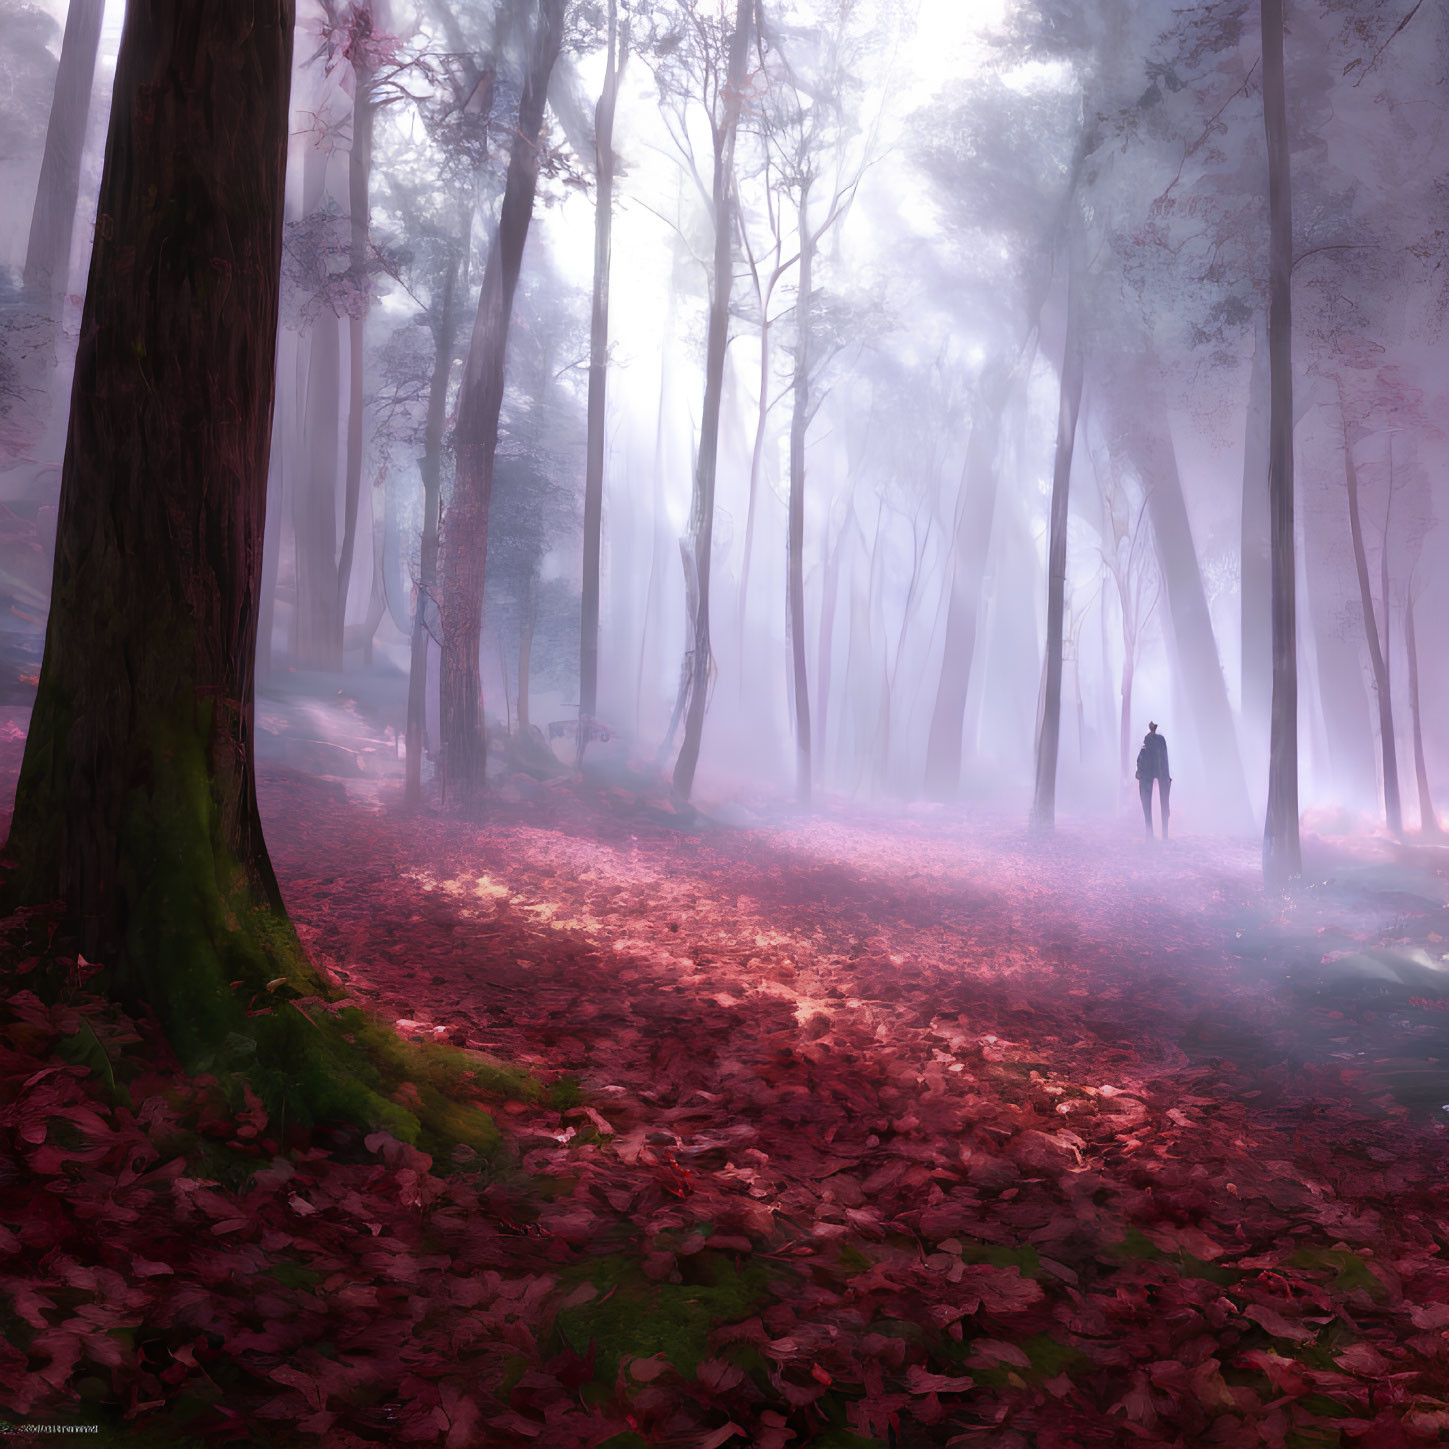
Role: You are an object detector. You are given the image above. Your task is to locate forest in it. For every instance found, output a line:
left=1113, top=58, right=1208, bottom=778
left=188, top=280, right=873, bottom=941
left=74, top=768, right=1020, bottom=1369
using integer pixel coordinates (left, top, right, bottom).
left=2, top=0, right=1449, bottom=1443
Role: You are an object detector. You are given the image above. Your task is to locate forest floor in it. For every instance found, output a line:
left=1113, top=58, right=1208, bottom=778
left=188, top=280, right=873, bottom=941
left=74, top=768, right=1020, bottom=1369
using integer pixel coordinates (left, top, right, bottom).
left=4, top=680, right=1449, bottom=1446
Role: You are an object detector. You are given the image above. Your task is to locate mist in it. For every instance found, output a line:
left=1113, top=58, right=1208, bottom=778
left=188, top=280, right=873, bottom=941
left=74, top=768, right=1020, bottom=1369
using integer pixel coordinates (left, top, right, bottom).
left=4, top=0, right=1449, bottom=1442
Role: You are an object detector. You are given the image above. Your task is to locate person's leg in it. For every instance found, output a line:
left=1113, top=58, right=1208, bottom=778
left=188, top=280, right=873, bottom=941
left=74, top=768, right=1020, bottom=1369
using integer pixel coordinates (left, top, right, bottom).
left=1139, top=778, right=1154, bottom=837
left=1159, top=778, right=1171, bottom=839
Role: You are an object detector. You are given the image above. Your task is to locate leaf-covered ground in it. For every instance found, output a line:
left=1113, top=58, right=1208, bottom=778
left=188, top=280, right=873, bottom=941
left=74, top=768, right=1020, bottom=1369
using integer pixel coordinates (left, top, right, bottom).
left=3, top=699, right=1449, bottom=1446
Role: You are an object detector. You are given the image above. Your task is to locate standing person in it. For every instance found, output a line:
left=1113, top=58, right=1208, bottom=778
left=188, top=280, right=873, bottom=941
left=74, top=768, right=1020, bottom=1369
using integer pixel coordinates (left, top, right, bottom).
left=1136, top=721, right=1172, bottom=839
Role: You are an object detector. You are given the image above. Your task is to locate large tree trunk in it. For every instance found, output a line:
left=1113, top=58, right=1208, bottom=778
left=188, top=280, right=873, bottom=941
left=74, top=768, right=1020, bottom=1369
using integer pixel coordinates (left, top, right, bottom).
left=1340, top=400, right=1402, bottom=836
left=1404, top=587, right=1441, bottom=837
left=578, top=0, right=620, bottom=765
left=438, top=0, right=564, bottom=807
left=336, top=20, right=376, bottom=647
left=671, top=0, right=753, bottom=805
left=924, top=373, right=1004, bottom=800
left=22, top=0, right=104, bottom=301
left=1030, top=278, right=1084, bottom=831
left=1261, top=0, right=1300, bottom=885
left=786, top=180, right=815, bottom=804
left=1116, top=359, right=1252, bottom=828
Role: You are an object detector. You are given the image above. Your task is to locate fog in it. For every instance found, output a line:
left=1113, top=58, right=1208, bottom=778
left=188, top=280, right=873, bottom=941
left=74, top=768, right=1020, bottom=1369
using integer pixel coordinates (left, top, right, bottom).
left=3, top=0, right=1448, bottom=845
left=11, top=4, right=1449, bottom=1438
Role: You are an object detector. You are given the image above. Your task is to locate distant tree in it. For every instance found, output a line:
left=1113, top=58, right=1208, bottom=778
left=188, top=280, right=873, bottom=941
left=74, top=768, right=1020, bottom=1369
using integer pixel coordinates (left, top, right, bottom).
left=22, top=0, right=103, bottom=303
left=577, top=0, right=630, bottom=765
left=752, top=0, right=886, bottom=803
left=650, top=0, right=755, bottom=804
left=1336, top=380, right=1402, bottom=837
left=438, top=0, right=566, bottom=805
left=1403, top=564, right=1440, bottom=837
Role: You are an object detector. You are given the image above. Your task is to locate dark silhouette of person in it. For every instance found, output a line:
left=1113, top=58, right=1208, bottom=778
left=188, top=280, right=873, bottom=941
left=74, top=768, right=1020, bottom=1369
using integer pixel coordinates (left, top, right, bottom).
left=1136, top=721, right=1171, bottom=839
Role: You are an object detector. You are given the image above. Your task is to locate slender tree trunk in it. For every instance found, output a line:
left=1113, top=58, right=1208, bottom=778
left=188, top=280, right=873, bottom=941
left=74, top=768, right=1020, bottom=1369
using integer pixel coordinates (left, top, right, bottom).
left=23, top=0, right=104, bottom=301
left=438, top=0, right=565, bottom=807
left=924, top=375, right=1004, bottom=799
left=578, top=0, right=619, bottom=765
left=816, top=512, right=845, bottom=790
left=357, top=494, right=388, bottom=667
left=671, top=0, right=753, bottom=805
left=787, top=180, right=815, bottom=804
left=1120, top=646, right=1135, bottom=790
left=739, top=310, right=772, bottom=645
left=517, top=572, right=537, bottom=735
left=1240, top=318, right=1271, bottom=757
left=1404, top=587, right=1440, bottom=836
left=1030, top=278, right=1084, bottom=830
left=1341, top=403, right=1401, bottom=835
left=1261, top=0, right=1300, bottom=885
left=336, top=31, right=375, bottom=643
left=293, top=305, right=343, bottom=669
left=405, top=250, right=459, bottom=808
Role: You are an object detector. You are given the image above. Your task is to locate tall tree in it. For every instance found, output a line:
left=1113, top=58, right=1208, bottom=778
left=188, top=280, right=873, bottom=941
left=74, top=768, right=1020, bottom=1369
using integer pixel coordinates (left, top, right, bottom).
left=1260, top=0, right=1300, bottom=885
left=405, top=230, right=465, bottom=807
left=666, top=0, right=754, bottom=805
left=1030, top=271, right=1084, bottom=830
left=438, top=0, right=566, bottom=805
left=22, top=0, right=104, bottom=301
left=6, top=0, right=481, bottom=1147
left=578, top=0, right=626, bottom=764
left=335, top=3, right=382, bottom=648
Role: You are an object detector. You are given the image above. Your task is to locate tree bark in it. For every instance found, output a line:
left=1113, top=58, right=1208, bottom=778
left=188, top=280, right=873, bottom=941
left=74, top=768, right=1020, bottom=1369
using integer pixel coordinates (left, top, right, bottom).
left=23, top=0, right=104, bottom=301
left=336, top=16, right=376, bottom=643
left=1341, top=402, right=1401, bottom=836
left=1404, top=586, right=1440, bottom=836
left=787, top=179, right=815, bottom=804
left=578, top=0, right=620, bottom=765
left=671, top=0, right=753, bottom=805
left=438, top=0, right=565, bottom=807
left=1261, top=0, right=1300, bottom=885
left=924, top=373, right=1004, bottom=800
left=1030, top=278, right=1084, bottom=831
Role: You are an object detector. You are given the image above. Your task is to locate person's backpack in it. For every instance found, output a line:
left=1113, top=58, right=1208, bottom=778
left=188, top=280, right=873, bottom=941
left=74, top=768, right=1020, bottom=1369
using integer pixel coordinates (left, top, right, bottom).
left=1136, top=745, right=1149, bottom=781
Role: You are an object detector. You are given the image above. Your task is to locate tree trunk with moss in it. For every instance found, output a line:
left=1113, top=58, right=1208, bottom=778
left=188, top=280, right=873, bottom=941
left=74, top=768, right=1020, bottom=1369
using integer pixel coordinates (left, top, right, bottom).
left=23, top=0, right=104, bottom=302
left=1261, top=0, right=1300, bottom=886
left=4, top=0, right=466, bottom=1146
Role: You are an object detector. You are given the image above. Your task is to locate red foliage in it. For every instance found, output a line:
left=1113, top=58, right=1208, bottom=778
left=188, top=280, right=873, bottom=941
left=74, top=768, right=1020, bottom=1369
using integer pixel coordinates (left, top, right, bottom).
left=2, top=752, right=1449, bottom=1443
